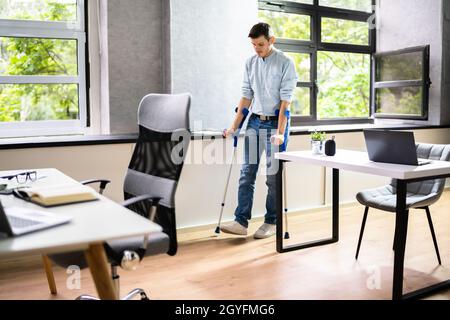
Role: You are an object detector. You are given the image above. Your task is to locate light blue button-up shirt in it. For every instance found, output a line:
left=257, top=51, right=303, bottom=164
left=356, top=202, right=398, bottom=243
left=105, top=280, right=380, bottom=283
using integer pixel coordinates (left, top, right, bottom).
left=242, top=48, right=298, bottom=116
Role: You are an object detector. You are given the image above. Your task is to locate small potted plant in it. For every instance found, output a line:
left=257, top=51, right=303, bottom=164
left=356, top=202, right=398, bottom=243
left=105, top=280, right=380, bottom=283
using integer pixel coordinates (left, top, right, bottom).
left=310, top=130, right=326, bottom=155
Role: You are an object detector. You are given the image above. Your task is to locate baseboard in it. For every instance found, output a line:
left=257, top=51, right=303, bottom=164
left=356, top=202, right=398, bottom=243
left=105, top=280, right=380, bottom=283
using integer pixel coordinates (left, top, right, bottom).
left=176, top=201, right=357, bottom=235
left=177, top=187, right=450, bottom=235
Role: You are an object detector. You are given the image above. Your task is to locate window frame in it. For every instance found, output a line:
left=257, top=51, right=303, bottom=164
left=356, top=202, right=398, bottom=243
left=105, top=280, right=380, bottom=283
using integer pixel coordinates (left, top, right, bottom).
left=372, top=45, right=431, bottom=121
left=259, top=0, right=376, bottom=126
left=0, top=0, right=87, bottom=138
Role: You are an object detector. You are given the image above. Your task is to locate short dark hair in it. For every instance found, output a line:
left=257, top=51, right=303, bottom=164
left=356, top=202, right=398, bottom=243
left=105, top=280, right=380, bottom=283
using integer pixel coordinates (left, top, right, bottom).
left=248, top=22, right=273, bottom=40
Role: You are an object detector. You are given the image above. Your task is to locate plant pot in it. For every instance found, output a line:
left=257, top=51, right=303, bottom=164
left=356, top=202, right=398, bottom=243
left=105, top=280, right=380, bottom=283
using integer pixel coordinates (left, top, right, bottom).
left=311, top=140, right=324, bottom=155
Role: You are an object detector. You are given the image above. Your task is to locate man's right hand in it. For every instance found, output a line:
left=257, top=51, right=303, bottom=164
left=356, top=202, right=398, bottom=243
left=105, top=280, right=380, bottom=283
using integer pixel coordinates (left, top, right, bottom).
left=222, top=127, right=236, bottom=138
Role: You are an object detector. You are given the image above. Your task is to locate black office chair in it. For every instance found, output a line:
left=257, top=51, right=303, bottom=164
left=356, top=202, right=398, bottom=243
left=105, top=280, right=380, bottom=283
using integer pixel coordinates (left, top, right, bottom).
left=44, top=93, right=191, bottom=300
left=355, top=143, right=450, bottom=264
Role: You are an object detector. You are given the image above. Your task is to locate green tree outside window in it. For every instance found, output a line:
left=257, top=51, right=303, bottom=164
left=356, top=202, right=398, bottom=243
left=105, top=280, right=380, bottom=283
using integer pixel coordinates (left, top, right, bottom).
left=0, top=0, right=79, bottom=123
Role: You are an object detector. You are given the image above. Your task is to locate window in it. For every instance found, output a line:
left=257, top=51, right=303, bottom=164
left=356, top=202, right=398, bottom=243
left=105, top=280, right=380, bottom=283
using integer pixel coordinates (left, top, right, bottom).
left=259, top=10, right=311, bottom=41
left=258, top=0, right=375, bottom=125
left=321, top=18, right=369, bottom=45
left=373, top=46, right=430, bottom=120
left=317, top=52, right=370, bottom=119
left=319, top=0, right=372, bottom=13
left=285, top=52, right=311, bottom=115
left=0, top=0, right=87, bottom=138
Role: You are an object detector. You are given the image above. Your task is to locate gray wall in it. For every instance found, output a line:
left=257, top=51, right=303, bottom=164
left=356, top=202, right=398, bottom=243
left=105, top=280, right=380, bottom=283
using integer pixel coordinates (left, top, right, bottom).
left=170, top=0, right=257, bottom=130
left=108, top=0, right=164, bottom=134
left=377, top=0, right=444, bottom=125
left=441, top=0, right=450, bottom=125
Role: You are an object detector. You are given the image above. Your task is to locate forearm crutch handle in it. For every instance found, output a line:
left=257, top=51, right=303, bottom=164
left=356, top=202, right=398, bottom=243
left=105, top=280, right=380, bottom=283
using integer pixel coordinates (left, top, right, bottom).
left=233, top=107, right=250, bottom=148
left=274, top=109, right=291, bottom=153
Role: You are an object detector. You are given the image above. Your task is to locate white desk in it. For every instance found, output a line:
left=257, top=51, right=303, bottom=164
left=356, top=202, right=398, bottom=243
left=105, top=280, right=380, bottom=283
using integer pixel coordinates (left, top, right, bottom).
left=0, top=168, right=162, bottom=300
left=275, top=149, right=450, bottom=300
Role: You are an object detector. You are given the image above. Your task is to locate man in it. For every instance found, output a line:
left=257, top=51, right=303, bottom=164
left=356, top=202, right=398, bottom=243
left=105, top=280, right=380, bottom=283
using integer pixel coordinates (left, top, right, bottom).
left=221, top=22, right=298, bottom=239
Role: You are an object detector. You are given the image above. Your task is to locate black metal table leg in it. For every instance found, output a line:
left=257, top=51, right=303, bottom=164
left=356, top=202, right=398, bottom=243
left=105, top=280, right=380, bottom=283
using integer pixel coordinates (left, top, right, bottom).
left=395, top=174, right=450, bottom=300
left=393, top=179, right=408, bottom=300
left=392, top=179, right=450, bottom=300
left=276, top=163, right=339, bottom=253
left=332, top=168, right=339, bottom=241
left=276, top=160, right=284, bottom=253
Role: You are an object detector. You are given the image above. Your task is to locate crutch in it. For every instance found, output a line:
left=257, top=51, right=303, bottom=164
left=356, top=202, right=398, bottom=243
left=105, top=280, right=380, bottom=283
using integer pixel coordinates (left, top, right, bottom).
left=275, top=109, right=291, bottom=240
left=214, top=107, right=250, bottom=235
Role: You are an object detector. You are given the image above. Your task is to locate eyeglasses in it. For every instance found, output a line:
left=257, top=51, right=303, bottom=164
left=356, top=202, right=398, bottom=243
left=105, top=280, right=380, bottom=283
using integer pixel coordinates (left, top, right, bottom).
left=0, top=171, right=37, bottom=184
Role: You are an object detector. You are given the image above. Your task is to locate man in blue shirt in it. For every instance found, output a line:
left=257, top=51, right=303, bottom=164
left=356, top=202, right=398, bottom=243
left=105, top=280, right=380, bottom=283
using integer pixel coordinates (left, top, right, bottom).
left=221, top=23, right=298, bottom=239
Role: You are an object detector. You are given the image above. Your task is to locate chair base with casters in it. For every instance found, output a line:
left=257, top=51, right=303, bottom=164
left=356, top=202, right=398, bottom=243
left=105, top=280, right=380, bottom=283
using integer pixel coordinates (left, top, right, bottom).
left=354, top=143, right=450, bottom=265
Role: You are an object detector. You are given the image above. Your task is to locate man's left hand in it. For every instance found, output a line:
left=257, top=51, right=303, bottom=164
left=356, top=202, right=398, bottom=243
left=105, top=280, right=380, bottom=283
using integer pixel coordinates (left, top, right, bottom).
left=271, top=134, right=285, bottom=146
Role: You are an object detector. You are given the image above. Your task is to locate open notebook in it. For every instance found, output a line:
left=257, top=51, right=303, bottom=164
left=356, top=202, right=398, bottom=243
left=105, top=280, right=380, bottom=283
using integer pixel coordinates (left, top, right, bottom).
left=13, top=184, right=98, bottom=207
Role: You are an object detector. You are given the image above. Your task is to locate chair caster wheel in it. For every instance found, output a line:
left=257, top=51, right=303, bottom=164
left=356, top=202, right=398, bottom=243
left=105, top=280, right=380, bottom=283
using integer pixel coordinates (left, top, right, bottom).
left=140, top=292, right=149, bottom=300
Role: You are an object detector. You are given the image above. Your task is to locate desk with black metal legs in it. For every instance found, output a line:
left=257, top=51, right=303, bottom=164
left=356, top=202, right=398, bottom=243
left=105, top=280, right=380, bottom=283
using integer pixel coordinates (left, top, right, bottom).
left=275, top=150, right=450, bottom=300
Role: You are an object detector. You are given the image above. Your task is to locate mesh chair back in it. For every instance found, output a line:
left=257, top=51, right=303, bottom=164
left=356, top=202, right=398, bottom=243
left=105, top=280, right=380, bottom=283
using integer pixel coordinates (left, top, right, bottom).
left=124, top=93, right=191, bottom=255
left=391, top=143, right=450, bottom=196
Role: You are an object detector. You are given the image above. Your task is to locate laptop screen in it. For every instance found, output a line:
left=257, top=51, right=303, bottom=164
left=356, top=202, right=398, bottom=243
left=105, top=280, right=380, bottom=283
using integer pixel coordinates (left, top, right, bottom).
left=364, top=130, right=419, bottom=166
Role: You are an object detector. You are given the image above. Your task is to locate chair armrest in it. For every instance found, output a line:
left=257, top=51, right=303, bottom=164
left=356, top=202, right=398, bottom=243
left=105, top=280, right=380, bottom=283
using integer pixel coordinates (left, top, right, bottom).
left=80, top=179, right=111, bottom=195
left=121, top=195, right=161, bottom=208
left=121, top=195, right=162, bottom=221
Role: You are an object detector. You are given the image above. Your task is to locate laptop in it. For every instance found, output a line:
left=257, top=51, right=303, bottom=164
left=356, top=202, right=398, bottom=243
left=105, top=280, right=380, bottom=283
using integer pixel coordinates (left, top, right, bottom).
left=0, top=201, right=72, bottom=237
left=363, top=130, right=432, bottom=166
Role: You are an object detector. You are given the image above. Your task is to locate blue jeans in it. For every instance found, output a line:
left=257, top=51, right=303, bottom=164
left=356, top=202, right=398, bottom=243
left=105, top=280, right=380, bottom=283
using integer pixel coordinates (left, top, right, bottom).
left=234, top=115, right=289, bottom=228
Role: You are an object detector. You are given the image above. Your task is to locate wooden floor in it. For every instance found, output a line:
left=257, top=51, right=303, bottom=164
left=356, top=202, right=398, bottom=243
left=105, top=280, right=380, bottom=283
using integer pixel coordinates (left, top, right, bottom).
left=0, top=192, right=449, bottom=300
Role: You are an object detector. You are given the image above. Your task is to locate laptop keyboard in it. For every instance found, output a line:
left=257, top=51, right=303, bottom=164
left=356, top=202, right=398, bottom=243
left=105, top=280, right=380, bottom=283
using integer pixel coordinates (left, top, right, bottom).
left=8, top=216, right=41, bottom=229
left=418, top=159, right=432, bottom=166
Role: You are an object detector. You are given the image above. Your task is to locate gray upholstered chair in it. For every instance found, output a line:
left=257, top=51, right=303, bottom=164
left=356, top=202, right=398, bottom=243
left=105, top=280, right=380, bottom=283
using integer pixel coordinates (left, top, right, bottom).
left=355, top=143, right=450, bottom=264
left=46, top=93, right=191, bottom=300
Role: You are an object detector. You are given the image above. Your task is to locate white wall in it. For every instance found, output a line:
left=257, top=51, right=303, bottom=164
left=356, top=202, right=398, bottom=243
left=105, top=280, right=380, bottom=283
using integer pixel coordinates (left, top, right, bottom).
left=0, top=144, right=134, bottom=203
left=170, top=0, right=258, bottom=131
left=1, top=128, right=449, bottom=230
